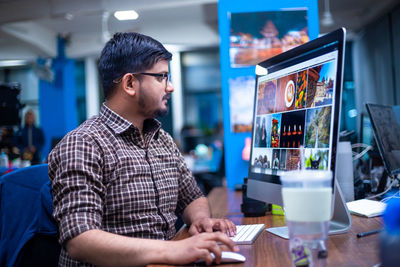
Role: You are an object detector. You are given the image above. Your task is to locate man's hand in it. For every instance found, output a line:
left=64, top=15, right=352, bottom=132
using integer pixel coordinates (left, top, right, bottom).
left=189, top=217, right=237, bottom=237
left=182, top=197, right=236, bottom=237
left=165, top=232, right=239, bottom=266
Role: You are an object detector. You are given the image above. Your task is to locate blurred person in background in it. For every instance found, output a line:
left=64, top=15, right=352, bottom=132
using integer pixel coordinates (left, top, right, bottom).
left=16, top=109, right=45, bottom=164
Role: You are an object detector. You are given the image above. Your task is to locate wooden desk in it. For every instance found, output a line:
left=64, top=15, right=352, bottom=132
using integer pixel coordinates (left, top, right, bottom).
left=150, top=187, right=383, bottom=267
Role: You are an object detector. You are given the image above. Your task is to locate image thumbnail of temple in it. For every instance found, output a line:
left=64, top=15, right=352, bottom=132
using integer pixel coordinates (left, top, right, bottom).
left=314, top=77, right=334, bottom=106
left=306, top=65, right=334, bottom=107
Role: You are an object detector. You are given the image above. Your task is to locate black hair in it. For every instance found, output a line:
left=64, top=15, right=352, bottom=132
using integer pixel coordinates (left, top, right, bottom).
left=98, top=32, right=172, bottom=99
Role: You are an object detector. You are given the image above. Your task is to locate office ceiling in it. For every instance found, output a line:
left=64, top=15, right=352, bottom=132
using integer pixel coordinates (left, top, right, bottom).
left=0, top=0, right=398, bottom=61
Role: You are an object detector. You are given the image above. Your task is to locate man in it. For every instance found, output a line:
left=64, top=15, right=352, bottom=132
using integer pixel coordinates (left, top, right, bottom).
left=16, top=110, right=45, bottom=164
left=48, top=32, right=237, bottom=266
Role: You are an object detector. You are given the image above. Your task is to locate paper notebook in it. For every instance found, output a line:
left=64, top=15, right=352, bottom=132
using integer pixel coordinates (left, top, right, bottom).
left=346, top=199, right=387, bottom=218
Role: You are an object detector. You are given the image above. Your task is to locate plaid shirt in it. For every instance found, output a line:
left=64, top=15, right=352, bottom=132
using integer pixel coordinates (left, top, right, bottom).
left=48, top=104, right=203, bottom=266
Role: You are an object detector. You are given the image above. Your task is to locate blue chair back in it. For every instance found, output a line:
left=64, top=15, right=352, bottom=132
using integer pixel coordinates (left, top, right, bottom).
left=0, top=164, right=59, bottom=267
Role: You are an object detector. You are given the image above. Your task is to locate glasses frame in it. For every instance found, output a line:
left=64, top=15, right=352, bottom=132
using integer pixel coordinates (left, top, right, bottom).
left=113, top=72, right=171, bottom=87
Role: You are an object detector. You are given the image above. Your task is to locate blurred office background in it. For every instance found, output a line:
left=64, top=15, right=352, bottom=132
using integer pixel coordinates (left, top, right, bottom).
left=0, top=0, right=399, bottom=192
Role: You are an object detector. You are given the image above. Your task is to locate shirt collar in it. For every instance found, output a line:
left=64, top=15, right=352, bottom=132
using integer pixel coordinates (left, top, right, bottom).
left=100, top=103, right=161, bottom=138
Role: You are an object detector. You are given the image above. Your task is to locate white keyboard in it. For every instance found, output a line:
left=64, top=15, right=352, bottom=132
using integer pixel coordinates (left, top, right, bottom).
left=231, top=224, right=265, bottom=245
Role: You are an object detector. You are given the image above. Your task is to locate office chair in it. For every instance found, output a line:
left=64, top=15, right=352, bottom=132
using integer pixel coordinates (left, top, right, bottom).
left=0, top=164, right=60, bottom=267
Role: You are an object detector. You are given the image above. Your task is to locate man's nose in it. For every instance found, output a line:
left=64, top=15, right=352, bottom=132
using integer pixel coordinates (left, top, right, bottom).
left=166, top=80, right=174, bottom=92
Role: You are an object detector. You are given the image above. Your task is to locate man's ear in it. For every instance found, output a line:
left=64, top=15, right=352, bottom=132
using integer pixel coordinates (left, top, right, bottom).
left=121, top=73, right=138, bottom=96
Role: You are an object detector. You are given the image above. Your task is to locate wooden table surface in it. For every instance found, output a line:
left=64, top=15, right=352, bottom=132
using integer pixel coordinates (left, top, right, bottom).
left=149, top=187, right=383, bottom=267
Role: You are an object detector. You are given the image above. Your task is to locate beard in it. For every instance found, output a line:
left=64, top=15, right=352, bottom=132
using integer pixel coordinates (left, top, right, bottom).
left=138, top=91, right=170, bottom=118
left=154, top=105, right=169, bottom=117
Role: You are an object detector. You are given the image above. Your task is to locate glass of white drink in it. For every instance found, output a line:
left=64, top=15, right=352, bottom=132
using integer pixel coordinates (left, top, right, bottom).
left=280, top=170, right=333, bottom=267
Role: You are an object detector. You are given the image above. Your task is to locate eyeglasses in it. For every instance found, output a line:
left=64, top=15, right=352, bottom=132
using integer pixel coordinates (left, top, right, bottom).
left=113, top=72, right=171, bottom=87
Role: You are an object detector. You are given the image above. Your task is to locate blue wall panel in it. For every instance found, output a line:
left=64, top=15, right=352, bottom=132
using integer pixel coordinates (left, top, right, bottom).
left=218, top=0, right=319, bottom=188
left=39, top=58, right=78, bottom=158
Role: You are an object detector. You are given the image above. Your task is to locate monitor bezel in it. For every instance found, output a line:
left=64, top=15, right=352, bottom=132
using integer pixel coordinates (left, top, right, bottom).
left=247, top=28, right=346, bottom=204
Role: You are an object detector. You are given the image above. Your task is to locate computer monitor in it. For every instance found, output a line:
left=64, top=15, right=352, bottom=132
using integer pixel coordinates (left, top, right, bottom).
left=247, top=28, right=351, bottom=238
left=366, top=103, right=400, bottom=176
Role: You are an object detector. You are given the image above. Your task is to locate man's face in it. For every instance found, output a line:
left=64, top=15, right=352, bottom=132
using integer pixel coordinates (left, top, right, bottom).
left=25, top=112, right=35, bottom=126
left=137, top=60, right=174, bottom=118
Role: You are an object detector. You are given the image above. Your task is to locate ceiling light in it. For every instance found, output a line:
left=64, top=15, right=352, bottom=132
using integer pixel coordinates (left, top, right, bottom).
left=321, top=11, right=334, bottom=26
left=0, top=60, right=30, bottom=67
left=65, top=13, right=74, bottom=21
left=102, top=11, right=111, bottom=43
left=321, top=0, right=334, bottom=27
left=114, top=10, right=139, bottom=21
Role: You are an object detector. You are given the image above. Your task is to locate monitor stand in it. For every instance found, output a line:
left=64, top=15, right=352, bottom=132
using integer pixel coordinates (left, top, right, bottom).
left=266, top=179, right=352, bottom=239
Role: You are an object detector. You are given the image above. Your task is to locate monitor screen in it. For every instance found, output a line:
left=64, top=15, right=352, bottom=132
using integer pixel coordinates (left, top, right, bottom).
left=366, top=103, right=400, bottom=175
left=247, top=29, right=346, bottom=206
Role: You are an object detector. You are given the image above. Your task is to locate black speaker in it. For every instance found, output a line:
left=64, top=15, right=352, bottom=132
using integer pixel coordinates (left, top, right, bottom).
left=241, top=177, right=269, bottom=217
left=0, top=83, right=23, bottom=126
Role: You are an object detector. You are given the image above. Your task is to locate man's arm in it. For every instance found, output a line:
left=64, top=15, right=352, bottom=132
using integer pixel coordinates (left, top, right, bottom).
left=181, top=196, right=211, bottom=225
left=182, top=197, right=236, bottom=236
left=66, top=229, right=238, bottom=266
left=167, top=134, right=236, bottom=237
